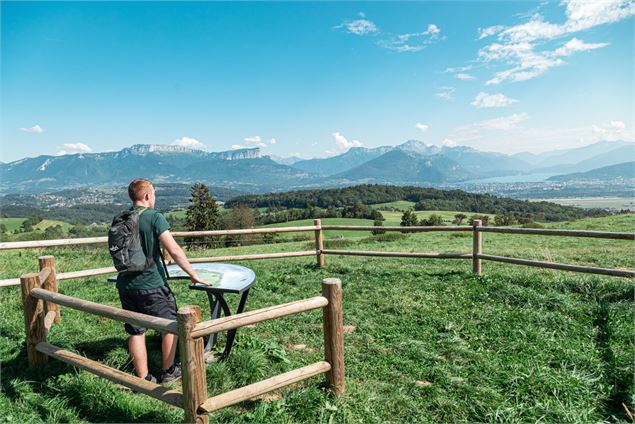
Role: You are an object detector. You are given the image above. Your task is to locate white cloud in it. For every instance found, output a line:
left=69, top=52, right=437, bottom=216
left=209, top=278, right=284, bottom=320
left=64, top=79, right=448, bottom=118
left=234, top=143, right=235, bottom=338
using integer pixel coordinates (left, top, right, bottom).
left=415, top=123, right=429, bottom=133
left=256, top=142, right=267, bottom=148
left=592, top=120, right=630, bottom=140
left=436, top=86, right=455, bottom=101
left=442, top=138, right=457, bottom=147
left=476, top=0, right=633, bottom=84
left=552, top=37, right=608, bottom=57
left=472, top=92, right=518, bottom=108
left=426, top=24, right=440, bottom=35
left=444, top=65, right=473, bottom=73
left=268, top=138, right=277, bottom=144
left=331, top=132, right=362, bottom=151
left=456, top=73, right=476, bottom=80
left=172, top=137, right=206, bottom=149
left=243, top=135, right=262, bottom=144
left=231, top=144, right=244, bottom=150
left=478, top=25, right=505, bottom=39
left=18, top=124, right=44, bottom=134
left=337, top=18, right=378, bottom=36
left=55, top=142, right=93, bottom=156
left=477, top=113, right=529, bottom=130
left=378, top=23, right=441, bottom=52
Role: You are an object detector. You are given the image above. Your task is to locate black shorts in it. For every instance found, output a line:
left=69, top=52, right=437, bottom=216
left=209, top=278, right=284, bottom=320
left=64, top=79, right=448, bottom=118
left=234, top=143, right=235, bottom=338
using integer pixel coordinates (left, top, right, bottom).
left=118, top=285, right=177, bottom=335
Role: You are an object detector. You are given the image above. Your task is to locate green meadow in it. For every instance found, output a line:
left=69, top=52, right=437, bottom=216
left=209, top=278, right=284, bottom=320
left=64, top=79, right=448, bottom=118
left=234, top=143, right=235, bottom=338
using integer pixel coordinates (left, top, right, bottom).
left=0, top=214, right=633, bottom=423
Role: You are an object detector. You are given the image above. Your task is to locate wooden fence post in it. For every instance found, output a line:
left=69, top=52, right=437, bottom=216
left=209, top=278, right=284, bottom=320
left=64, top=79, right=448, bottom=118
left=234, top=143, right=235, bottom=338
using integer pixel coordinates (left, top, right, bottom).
left=472, top=219, right=483, bottom=275
left=20, top=273, right=48, bottom=367
left=314, top=219, right=325, bottom=268
left=177, top=305, right=209, bottom=424
left=162, top=247, right=173, bottom=264
left=322, top=278, right=344, bottom=394
left=39, top=255, right=60, bottom=324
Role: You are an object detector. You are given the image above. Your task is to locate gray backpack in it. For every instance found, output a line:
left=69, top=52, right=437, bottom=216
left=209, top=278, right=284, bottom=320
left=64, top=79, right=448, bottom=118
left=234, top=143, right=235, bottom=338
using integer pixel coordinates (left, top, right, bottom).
left=108, top=208, right=155, bottom=274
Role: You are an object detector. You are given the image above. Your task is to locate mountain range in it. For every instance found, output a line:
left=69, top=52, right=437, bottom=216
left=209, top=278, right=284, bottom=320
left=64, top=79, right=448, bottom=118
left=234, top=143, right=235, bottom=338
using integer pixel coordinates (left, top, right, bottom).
left=1, top=140, right=633, bottom=194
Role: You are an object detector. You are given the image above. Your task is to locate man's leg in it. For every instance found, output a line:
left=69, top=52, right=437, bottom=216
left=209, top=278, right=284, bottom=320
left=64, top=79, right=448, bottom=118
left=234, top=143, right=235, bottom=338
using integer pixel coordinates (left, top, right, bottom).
left=129, top=333, right=149, bottom=378
left=161, top=332, right=178, bottom=370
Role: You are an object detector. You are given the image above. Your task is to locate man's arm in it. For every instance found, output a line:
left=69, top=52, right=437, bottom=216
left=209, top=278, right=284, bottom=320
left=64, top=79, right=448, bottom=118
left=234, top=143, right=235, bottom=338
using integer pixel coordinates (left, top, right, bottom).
left=159, top=230, right=211, bottom=285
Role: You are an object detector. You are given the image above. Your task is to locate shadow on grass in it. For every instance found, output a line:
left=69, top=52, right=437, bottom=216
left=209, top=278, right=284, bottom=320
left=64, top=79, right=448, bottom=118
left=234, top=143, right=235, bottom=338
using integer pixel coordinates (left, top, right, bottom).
left=594, top=300, right=632, bottom=420
left=2, top=335, right=178, bottom=423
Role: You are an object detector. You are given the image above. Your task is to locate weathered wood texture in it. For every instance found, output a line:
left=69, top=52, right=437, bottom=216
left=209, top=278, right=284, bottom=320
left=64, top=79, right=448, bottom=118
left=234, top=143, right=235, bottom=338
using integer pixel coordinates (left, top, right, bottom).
left=478, top=254, right=635, bottom=278
left=30, top=288, right=178, bottom=333
left=472, top=219, right=483, bottom=275
left=1, top=266, right=117, bottom=288
left=172, top=226, right=319, bottom=237
left=321, top=249, right=470, bottom=259
left=0, top=236, right=108, bottom=250
left=177, top=306, right=209, bottom=424
left=322, top=278, right=345, bottom=394
left=20, top=273, right=48, bottom=367
left=36, top=342, right=184, bottom=407
left=189, top=251, right=315, bottom=264
left=192, top=296, right=328, bottom=338
left=38, top=256, right=60, bottom=324
left=198, top=361, right=331, bottom=413
left=314, top=219, right=325, bottom=267
left=322, top=225, right=471, bottom=232
left=477, top=227, right=635, bottom=240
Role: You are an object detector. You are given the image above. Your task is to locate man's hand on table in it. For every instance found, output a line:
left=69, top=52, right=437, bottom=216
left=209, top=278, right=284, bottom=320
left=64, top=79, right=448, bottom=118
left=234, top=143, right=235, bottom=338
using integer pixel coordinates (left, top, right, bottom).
left=191, top=274, right=214, bottom=286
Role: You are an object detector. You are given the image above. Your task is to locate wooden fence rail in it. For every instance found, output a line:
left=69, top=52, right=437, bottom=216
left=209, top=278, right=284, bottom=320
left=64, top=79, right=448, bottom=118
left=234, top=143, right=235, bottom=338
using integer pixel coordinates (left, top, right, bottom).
left=20, top=256, right=344, bottom=423
left=2, top=220, right=634, bottom=289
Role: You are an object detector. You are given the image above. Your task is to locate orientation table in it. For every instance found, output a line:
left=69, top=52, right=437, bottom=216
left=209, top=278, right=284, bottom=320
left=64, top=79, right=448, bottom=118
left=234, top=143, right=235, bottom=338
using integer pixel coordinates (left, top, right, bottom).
left=109, top=262, right=256, bottom=359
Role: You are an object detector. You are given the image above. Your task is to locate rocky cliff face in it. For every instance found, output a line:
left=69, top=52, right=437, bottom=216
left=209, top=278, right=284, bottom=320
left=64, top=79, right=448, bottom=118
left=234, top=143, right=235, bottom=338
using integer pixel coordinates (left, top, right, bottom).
left=210, top=148, right=261, bottom=160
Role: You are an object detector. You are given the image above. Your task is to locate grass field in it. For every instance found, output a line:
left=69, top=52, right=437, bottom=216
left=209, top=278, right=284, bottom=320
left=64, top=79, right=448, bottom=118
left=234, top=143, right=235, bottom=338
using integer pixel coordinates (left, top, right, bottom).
left=371, top=200, right=417, bottom=211
left=0, top=214, right=633, bottom=423
left=0, top=218, right=73, bottom=233
left=530, top=197, right=635, bottom=210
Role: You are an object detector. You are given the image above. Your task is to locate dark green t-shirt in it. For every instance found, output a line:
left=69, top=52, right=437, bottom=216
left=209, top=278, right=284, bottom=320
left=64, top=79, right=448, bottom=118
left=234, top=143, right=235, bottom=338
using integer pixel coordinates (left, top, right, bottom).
left=116, top=206, right=171, bottom=291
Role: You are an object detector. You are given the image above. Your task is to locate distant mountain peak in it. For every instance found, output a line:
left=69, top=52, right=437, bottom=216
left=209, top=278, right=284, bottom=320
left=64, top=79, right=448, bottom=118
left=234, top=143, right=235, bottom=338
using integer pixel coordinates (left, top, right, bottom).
left=396, top=140, right=441, bottom=155
left=126, top=144, right=199, bottom=154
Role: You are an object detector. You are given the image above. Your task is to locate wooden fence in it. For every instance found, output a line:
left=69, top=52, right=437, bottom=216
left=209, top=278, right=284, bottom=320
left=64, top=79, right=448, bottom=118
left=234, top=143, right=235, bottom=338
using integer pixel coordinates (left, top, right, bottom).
left=2, top=219, right=634, bottom=288
left=20, top=256, right=344, bottom=423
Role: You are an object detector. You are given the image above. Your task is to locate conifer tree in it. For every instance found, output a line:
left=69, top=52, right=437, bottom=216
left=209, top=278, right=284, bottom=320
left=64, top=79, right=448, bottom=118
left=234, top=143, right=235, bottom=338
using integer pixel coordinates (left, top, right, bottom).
left=186, top=182, right=220, bottom=248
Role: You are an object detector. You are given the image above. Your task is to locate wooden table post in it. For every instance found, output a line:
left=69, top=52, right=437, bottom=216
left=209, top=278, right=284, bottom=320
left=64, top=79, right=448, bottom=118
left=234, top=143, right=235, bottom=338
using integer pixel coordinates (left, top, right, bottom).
left=314, top=219, right=325, bottom=267
left=177, top=305, right=209, bottom=424
left=20, top=273, right=48, bottom=367
left=472, top=219, right=483, bottom=275
left=322, top=278, right=344, bottom=394
left=39, top=255, right=60, bottom=324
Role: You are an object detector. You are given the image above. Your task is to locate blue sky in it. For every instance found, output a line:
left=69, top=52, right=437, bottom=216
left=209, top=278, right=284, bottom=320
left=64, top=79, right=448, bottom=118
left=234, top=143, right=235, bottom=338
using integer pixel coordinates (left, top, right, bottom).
left=2, top=1, right=633, bottom=162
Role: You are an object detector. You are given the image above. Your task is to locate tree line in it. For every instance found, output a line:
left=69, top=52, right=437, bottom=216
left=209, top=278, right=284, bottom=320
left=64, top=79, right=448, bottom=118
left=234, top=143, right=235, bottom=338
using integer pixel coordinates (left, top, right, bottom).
left=224, top=184, right=609, bottom=222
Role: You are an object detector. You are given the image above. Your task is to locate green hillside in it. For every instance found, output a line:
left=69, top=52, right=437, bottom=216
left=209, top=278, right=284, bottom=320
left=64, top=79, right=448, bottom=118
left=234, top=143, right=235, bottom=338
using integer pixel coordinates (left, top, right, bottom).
left=0, top=214, right=633, bottom=422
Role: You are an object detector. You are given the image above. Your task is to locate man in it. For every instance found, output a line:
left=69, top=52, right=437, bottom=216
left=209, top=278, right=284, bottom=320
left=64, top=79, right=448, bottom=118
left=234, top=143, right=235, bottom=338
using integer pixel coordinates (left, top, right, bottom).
left=116, top=179, right=210, bottom=383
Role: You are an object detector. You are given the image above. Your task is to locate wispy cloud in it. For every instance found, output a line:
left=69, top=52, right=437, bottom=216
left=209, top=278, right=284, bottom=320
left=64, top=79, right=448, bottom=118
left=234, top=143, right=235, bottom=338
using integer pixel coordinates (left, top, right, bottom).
left=445, top=65, right=473, bottom=73
left=243, top=135, right=268, bottom=148
left=478, top=25, right=505, bottom=40
left=268, top=138, right=277, bottom=145
left=476, top=0, right=633, bottom=84
left=415, top=123, right=429, bottom=133
left=436, top=86, right=455, bottom=101
left=456, top=73, right=476, bottom=80
left=231, top=144, right=244, bottom=150
left=172, top=137, right=206, bottom=149
left=378, top=23, right=442, bottom=53
left=55, top=142, right=93, bottom=156
left=471, top=92, right=518, bottom=108
left=19, top=124, right=44, bottom=134
left=477, top=113, right=529, bottom=130
left=335, top=13, right=378, bottom=36
left=592, top=120, right=630, bottom=140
